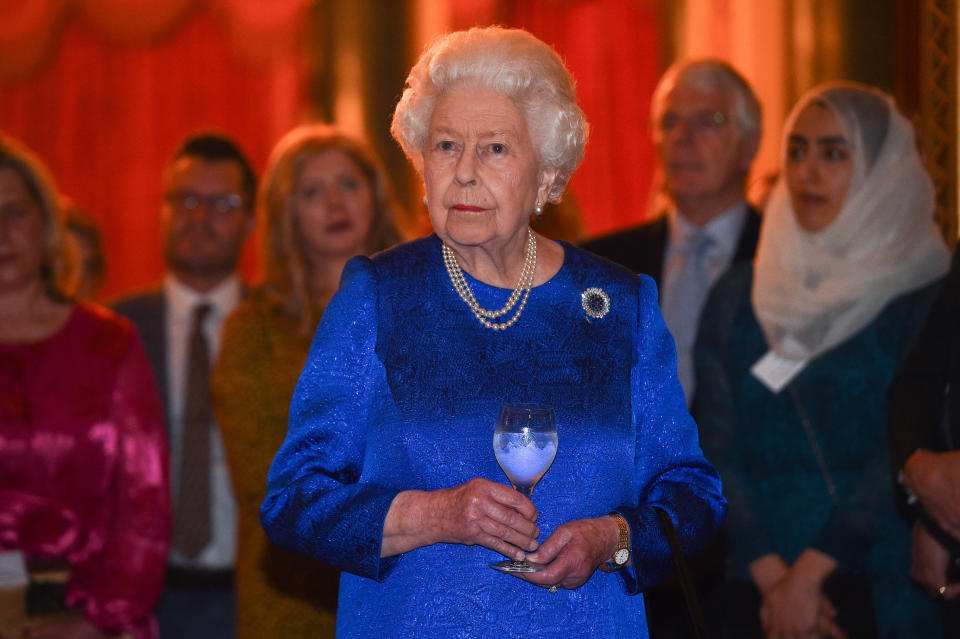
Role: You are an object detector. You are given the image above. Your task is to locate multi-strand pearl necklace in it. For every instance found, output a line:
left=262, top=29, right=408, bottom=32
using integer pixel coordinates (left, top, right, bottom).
left=442, top=228, right=537, bottom=331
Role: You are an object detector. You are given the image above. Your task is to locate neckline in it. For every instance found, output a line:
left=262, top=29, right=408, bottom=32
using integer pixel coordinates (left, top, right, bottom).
left=438, top=235, right=569, bottom=293
left=0, top=303, right=78, bottom=348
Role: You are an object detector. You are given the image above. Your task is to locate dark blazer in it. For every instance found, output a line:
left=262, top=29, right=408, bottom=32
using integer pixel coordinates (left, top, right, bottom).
left=579, top=205, right=762, bottom=287
left=580, top=207, right=761, bottom=639
left=888, top=246, right=960, bottom=548
left=113, top=290, right=171, bottom=433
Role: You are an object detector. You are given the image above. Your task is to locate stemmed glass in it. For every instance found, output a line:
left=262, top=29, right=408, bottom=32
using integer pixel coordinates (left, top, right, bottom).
left=490, top=403, right=558, bottom=573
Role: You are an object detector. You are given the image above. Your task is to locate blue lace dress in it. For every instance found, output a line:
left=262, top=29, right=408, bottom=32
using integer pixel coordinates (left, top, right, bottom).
left=261, top=236, right=725, bottom=638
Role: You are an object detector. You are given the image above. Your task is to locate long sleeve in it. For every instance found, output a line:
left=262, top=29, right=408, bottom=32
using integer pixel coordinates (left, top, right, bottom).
left=888, top=249, right=959, bottom=481
left=616, top=275, right=726, bottom=593
left=212, top=300, right=298, bottom=530
left=261, top=258, right=402, bottom=581
left=68, top=331, right=170, bottom=639
left=811, top=278, right=945, bottom=570
left=808, top=430, right=896, bottom=571
left=887, top=252, right=960, bottom=552
left=695, top=268, right=781, bottom=571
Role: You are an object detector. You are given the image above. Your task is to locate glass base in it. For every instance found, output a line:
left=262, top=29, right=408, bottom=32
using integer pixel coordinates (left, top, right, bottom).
left=489, top=559, right=547, bottom=573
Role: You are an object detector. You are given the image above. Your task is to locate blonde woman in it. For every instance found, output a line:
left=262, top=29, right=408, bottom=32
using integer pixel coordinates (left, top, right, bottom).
left=211, top=125, right=402, bottom=638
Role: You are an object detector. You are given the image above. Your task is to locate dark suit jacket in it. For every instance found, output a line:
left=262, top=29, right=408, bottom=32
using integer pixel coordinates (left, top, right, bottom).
left=579, top=205, right=762, bottom=288
left=113, top=290, right=171, bottom=433
left=888, top=246, right=960, bottom=548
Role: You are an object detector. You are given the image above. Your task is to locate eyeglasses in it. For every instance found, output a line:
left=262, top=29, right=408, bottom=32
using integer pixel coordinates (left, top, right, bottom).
left=165, top=191, right=246, bottom=215
left=657, top=110, right=729, bottom=136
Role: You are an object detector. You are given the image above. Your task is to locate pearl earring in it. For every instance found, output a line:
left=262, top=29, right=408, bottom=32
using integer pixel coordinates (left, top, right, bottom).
left=534, top=200, right=543, bottom=215
left=422, top=196, right=428, bottom=206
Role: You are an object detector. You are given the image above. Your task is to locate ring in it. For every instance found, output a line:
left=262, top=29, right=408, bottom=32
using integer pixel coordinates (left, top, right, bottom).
left=548, top=586, right=558, bottom=594
left=937, top=585, right=948, bottom=599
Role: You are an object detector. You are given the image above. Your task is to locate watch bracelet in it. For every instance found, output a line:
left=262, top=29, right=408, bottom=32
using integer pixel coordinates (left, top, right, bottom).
left=598, top=512, right=630, bottom=572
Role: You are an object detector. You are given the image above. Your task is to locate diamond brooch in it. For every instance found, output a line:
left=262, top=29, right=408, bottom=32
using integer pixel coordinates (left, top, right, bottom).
left=581, top=287, right=610, bottom=320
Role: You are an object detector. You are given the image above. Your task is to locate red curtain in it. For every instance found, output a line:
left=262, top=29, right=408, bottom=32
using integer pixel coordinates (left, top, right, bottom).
left=453, top=0, right=663, bottom=236
left=0, top=4, right=306, bottom=300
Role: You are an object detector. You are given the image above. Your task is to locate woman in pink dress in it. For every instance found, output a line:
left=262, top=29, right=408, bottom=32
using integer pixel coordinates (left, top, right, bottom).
left=0, top=135, right=170, bottom=638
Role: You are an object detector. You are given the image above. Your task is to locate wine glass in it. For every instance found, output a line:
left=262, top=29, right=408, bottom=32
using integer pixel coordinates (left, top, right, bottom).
left=490, top=403, right=558, bottom=573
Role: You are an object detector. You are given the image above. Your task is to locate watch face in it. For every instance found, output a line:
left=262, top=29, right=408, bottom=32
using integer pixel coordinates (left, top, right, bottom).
left=614, top=548, right=629, bottom=565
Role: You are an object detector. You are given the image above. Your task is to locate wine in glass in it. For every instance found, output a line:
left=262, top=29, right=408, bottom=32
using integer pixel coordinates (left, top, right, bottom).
left=490, top=403, right=557, bottom=573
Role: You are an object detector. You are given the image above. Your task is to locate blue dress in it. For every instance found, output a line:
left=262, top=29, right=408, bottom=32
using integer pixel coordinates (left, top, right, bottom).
left=697, top=263, right=942, bottom=637
left=261, top=236, right=725, bottom=638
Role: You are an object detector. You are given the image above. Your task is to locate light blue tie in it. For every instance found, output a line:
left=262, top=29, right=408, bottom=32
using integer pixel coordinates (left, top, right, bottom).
left=662, top=230, right=715, bottom=405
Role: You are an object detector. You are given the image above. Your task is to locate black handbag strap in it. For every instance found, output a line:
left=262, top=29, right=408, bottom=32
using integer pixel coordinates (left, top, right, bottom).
left=654, top=506, right=708, bottom=639
left=789, top=385, right=838, bottom=504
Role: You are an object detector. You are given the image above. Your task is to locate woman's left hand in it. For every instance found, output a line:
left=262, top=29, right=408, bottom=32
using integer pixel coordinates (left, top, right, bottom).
left=759, top=548, right=843, bottom=639
left=516, top=516, right=620, bottom=590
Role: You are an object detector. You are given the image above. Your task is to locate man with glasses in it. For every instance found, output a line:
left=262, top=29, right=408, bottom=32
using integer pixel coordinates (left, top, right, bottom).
left=114, top=132, right=256, bottom=639
left=581, top=60, right=762, bottom=639
left=582, top=59, right=762, bottom=407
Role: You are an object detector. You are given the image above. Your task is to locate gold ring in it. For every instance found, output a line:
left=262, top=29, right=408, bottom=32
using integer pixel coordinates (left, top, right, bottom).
left=938, top=585, right=948, bottom=599
left=548, top=586, right=558, bottom=594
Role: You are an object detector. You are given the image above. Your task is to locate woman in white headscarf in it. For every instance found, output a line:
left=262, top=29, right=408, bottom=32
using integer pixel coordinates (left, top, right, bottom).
left=696, top=82, right=949, bottom=639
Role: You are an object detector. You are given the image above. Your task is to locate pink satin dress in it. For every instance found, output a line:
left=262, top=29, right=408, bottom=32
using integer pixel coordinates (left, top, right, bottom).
left=0, top=302, right=170, bottom=639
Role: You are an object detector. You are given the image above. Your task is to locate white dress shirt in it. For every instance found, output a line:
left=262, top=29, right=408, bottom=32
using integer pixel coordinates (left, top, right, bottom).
left=164, top=274, right=241, bottom=570
left=661, top=201, right=748, bottom=405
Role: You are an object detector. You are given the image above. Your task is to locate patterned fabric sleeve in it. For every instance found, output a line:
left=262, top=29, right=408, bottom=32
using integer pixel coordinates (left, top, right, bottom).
left=810, top=280, right=944, bottom=571
left=67, top=327, right=170, bottom=639
left=261, top=257, right=402, bottom=581
left=615, top=275, right=726, bottom=593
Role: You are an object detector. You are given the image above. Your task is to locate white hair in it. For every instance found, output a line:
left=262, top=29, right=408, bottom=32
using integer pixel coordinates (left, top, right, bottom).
left=651, top=59, right=762, bottom=141
left=390, top=26, right=588, bottom=202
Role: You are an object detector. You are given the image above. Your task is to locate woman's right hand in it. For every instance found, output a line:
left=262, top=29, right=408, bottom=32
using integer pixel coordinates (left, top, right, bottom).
left=381, top=478, right=540, bottom=559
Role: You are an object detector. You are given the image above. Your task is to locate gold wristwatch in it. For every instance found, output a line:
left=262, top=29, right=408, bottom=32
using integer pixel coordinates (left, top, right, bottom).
left=599, top=512, right=630, bottom=572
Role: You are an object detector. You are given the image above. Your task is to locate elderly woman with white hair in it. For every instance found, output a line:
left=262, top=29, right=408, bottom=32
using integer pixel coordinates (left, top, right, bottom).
left=261, top=26, right=725, bottom=638
left=697, top=82, right=948, bottom=638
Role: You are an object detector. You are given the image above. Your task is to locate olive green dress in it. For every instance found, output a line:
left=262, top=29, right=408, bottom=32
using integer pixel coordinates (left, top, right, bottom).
left=212, top=290, right=337, bottom=638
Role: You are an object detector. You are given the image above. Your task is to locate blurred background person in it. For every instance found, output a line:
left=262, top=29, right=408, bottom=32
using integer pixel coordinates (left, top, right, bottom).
left=113, top=133, right=257, bottom=639
left=697, top=83, right=948, bottom=638
left=889, top=246, right=960, bottom=637
left=581, top=59, right=762, bottom=406
left=0, top=134, right=169, bottom=638
left=581, top=59, right=763, bottom=639
left=62, top=202, right=107, bottom=300
left=261, top=27, right=725, bottom=639
left=210, top=124, right=402, bottom=639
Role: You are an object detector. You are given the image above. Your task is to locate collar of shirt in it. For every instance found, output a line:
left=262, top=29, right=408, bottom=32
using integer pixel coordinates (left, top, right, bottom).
left=163, top=273, right=243, bottom=329
left=666, top=200, right=749, bottom=260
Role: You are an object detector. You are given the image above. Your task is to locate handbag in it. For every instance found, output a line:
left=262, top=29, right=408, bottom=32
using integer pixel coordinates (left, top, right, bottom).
left=788, top=385, right=878, bottom=638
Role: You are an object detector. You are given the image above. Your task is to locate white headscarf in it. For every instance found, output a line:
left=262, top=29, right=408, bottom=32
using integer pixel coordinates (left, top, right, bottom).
left=752, top=82, right=949, bottom=361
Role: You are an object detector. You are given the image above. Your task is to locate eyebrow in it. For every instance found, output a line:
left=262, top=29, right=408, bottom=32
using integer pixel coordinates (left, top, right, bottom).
left=788, top=134, right=849, bottom=145
left=818, top=137, right=849, bottom=146
left=430, top=126, right=520, bottom=140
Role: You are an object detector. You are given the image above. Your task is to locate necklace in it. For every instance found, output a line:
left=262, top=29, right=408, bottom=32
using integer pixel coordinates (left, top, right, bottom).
left=442, top=229, right=537, bottom=331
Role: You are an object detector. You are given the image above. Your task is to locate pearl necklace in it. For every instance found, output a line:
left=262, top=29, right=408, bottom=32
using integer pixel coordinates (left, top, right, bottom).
left=442, top=229, right=537, bottom=331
